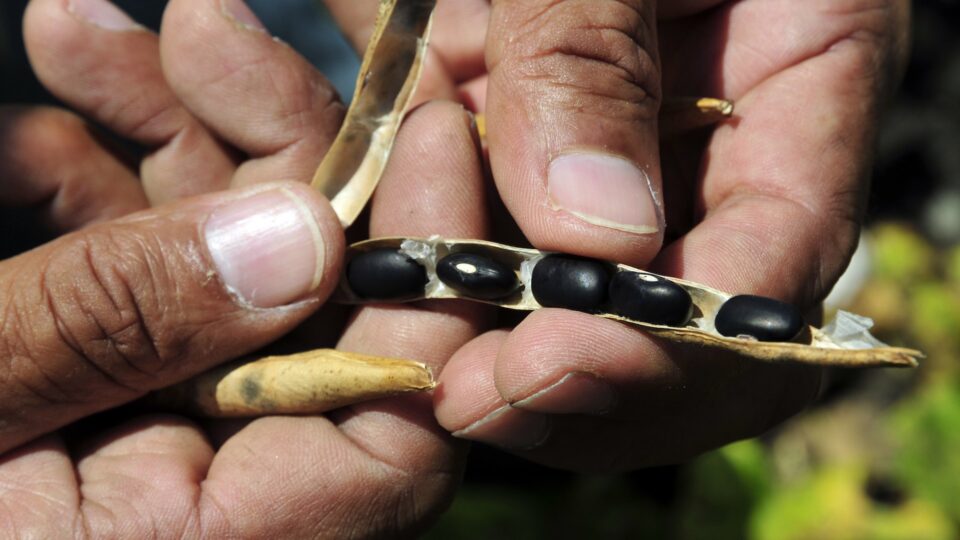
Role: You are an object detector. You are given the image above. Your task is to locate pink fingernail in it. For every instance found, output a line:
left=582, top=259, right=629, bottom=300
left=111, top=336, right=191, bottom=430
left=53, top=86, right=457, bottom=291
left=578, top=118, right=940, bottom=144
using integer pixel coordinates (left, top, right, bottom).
left=513, top=373, right=617, bottom=415
left=67, top=0, right=142, bottom=31
left=220, top=0, right=268, bottom=32
left=205, top=187, right=325, bottom=308
left=452, top=405, right=551, bottom=451
left=548, top=152, right=661, bottom=234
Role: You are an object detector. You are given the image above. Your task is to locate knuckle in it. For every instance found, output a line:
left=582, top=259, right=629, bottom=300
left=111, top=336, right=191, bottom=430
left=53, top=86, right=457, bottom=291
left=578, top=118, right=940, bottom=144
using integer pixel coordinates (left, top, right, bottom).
left=107, top=92, right=185, bottom=143
left=38, top=228, right=194, bottom=392
left=497, top=0, right=660, bottom=122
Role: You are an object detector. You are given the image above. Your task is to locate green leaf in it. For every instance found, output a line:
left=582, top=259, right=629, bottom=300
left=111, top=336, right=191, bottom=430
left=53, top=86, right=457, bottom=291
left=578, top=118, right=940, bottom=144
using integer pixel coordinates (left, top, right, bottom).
left=890, top=381, right=960, bottom=523
left=871, top=225, right=936, bottom=283
left=750, top=466, right=870, bottom=540
left=677, top=441, right=770, bottom=540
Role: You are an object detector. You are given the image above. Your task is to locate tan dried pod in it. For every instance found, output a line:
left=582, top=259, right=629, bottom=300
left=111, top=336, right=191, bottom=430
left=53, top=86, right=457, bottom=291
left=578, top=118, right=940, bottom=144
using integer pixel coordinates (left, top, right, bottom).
left=338, top=237, right=922, bottom=368
left=150, top=349, right=434, bottom=417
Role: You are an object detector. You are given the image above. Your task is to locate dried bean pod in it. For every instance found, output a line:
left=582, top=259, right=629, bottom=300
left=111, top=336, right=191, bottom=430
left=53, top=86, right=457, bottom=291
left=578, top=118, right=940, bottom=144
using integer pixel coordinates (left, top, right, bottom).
left=335, top=237, right=922, bottom=368
left=149, top=349, right=434, bottom=417
left=310, top=0, right=437, bottom=226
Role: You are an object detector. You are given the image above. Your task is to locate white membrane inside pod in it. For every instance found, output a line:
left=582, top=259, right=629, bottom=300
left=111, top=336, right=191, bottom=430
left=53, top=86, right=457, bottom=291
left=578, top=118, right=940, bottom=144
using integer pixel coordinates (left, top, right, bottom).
left=821, top=310, right=890, bottom=350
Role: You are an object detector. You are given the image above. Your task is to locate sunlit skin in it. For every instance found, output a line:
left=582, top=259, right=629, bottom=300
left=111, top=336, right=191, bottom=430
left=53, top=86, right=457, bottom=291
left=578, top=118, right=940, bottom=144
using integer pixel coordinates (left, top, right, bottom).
left=0, top=0, right=907, bottom=536
left=1, top=0, right=485, bottom=536
left=328, top=0, right=910, bottom=468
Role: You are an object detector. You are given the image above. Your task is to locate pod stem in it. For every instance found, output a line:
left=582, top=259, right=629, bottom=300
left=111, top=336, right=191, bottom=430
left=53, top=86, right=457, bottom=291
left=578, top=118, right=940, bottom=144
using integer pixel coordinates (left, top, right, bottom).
left=148, top=349, right=435, bottom=418
left=659, top=97, right=736, bottom=138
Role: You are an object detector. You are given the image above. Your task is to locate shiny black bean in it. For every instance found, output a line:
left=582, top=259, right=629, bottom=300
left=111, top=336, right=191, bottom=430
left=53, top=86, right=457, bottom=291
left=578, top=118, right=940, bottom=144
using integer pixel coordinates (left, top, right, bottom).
left=715, top=295, right=804, bottom=342
left=608, top=272, right=692, bottom=326
left=531, top=255, right=610, bottom=312
left=347, top=248, right=427, bottom=300
left=437, top=253, right=519, bottom=300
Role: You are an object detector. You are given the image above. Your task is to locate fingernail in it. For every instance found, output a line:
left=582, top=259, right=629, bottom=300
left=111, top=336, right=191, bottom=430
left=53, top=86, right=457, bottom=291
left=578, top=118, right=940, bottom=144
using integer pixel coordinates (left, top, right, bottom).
left=512, top=373, right=617, bottom=415
left=453, top=405, right=551, bottom=451
left=67, top=0, right=142, bottom=31
left=205, top=187, right=325, bottom=308
left=548, top=152, right=661, bottom=234
left=220, top=0, right=268, bottom=32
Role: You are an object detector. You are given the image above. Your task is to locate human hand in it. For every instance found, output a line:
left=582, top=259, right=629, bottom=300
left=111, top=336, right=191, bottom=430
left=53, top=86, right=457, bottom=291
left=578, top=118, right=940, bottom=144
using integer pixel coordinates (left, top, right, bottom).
left=326, top=0, right=910, bottom=470
left=0, top=0, right=485, bottom=536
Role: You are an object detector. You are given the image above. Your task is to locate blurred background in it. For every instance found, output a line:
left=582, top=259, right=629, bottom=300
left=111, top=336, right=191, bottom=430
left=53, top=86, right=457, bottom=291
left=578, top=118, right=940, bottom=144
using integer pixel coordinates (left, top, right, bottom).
left=2, top=1, right=959, bottom=538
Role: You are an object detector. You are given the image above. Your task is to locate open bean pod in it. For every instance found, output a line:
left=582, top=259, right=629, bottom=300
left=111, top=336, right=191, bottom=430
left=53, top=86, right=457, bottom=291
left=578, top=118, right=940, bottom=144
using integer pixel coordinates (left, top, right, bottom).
left=337, top=237, right=921, bottom=368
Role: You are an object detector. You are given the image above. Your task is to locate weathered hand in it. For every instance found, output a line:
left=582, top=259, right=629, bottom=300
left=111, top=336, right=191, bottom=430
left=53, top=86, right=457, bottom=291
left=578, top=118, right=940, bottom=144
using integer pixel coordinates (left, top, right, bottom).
left=327, top=0, right=910, bottom=470
left=0, top=0, right=485, bottom=536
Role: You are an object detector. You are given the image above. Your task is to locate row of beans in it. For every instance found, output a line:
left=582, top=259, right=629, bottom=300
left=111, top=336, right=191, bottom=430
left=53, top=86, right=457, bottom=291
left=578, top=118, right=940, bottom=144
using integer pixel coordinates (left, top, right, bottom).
left=345, top=247, right=805, bottom=343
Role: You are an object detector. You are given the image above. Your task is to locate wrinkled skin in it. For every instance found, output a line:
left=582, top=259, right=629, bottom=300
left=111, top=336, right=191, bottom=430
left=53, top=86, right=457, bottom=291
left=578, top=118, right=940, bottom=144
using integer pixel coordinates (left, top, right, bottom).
left=0, top=0, right=909, bottom=536
left=0, top=0, right=487, bottom=536
left=326, top=0, right=910, bottom=469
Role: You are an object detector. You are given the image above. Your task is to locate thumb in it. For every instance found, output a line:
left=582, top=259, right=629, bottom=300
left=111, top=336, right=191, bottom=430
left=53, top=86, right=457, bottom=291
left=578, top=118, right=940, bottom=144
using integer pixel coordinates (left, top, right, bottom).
left=485, top=0, right=663, bottom=266
left=0, top=182, right=343, bottom=452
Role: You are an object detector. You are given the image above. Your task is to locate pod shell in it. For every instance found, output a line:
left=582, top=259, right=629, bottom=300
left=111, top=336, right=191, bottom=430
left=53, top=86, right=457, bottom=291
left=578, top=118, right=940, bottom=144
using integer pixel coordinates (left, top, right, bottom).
left=608, top=272, right=693, bottom=326
left=436, top=253, right=519, bottom=300
left=347, top=248, right=427, bottom=300
left=532, top=255, right=611, bottom=313
left=715, top=295, right=804, bottom=342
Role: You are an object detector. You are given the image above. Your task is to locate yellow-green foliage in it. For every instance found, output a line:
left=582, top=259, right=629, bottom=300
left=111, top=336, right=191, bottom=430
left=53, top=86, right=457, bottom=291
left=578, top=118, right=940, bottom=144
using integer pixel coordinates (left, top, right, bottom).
left=677, top=441, right=771, bottom=540
left=871, top=225, right=937, bottom=283
left=750, top=465, right=953, bottom=540
left=890, top=381, right=960, bottom=523
left=908, top=283, right=960, bottom=361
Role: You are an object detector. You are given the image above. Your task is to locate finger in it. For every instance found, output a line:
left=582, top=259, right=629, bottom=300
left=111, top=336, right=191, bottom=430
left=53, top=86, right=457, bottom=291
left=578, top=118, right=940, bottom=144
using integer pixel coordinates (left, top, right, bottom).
left=0, top=435, right=80, bottom=537
left=160, top=0, right=344, bottom=188
left=72, top=415, right=214, bottom=537
left=334, top=100, right=489, bottom=461
left=485, top=0, right=664, bottom=267
left=437, top=309, right=820, bottom=470
left=338, top=100, right=488, bottom=376
left=0, top=182, right=343, bottom=453
left=197, top=101, right=489, bottom=537
left=654, top=0, right=909, bottom=306
left=23, top=0, right=236, bottom=204
left=0, top=106, right=148, bottom=230
left=436, top=0, right=899, bottom=469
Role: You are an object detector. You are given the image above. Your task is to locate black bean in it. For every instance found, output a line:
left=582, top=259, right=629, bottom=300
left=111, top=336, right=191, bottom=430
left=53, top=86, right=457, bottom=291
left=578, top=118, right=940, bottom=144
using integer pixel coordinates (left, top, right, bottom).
left=608, top=272, right=692, bottom=326
left=347, top=248, right=427, bottom=300
left=437, top=253, right=519, bottom=300
left=531, top=255, right=610, bottom=312
left=715, top=295, right=804, bottom=342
